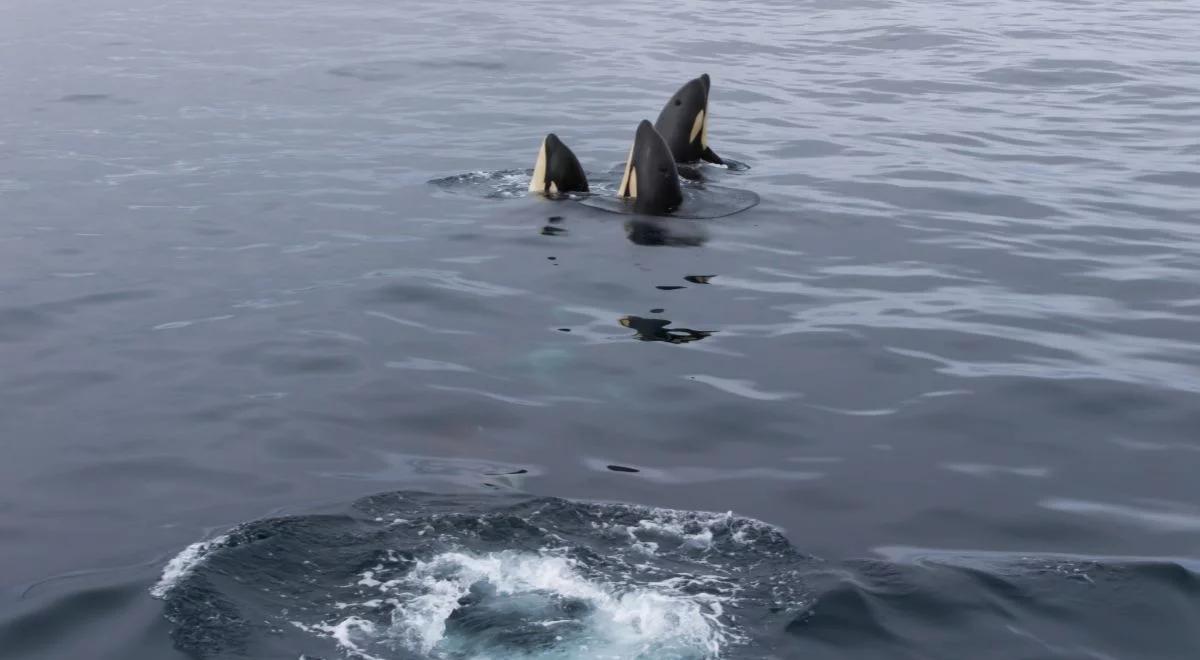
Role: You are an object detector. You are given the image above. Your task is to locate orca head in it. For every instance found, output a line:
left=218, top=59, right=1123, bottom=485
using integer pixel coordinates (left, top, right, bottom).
left=617, top=120, right=683, bottom=216
left=529, top=133, right=589, bottom=194
left=653, top=73, right=723, bottom=165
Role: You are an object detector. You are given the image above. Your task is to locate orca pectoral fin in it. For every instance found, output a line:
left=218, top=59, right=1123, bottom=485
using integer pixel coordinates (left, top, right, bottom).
left=677, top=164, right=703, bottom=181
left=701, top=147, right=724, bottom=165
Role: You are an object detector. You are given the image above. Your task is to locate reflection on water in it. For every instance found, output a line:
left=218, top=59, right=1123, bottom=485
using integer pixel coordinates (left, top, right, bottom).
left=625, top=218, right=709, bottom=247
left=540, top=216, right=567, bottom=236
left=621, top=315, right=714, bottom=344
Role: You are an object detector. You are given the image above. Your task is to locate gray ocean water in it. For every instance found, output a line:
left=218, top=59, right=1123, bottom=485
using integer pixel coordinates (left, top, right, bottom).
left=2, top=0, right=1199, bottom=658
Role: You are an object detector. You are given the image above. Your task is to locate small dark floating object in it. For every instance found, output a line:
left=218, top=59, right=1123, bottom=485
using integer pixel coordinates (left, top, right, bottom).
left=607, top=465, right=640, bottom=473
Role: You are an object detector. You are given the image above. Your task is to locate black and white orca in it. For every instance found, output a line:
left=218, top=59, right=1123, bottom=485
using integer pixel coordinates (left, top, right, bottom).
left=654, top=73, right=723, bottom=165
left=527, top=76, right=748, bottom=217
left=529, top=133, right=589, bottom=194
left=617, top=120, right=683, bottom=215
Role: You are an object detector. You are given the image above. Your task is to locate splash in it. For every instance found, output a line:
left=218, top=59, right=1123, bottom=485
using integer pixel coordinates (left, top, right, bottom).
left=150, top=534, right=229, bottom=598
left=335, top=550, right=731, bottom=659
left=154, top=492, right=807, bottom=659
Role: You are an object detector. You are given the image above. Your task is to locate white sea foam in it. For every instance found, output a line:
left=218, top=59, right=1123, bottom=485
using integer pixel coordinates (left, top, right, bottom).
left=634, top=518, right=717, bottom=552
left=325, top=617, right=383, bottom=660
left=318, top=550, right=730, bottom=660
left=150, top=534, right=229, bottom=598
left=292, top=617, right=384, bottom=660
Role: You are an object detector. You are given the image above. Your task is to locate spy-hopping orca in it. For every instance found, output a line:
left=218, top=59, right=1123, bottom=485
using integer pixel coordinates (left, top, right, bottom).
left=617, top=120, right=683, bottom=215
left=654, top=73, right=723, bottom=165
left=529, top=133, right=589, bottom=194
left=444, top=85, right=757, bottom=218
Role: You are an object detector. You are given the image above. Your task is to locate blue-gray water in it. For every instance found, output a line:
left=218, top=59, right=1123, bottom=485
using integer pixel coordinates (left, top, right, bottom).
left=2, top=0, right=1198, bottom=658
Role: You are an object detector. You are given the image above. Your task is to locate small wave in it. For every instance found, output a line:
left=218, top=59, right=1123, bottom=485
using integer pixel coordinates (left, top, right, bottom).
left=428, top=170, right=535, bottom=199
left=684, top=374, right=799, bottom=401
left=1040, top=498, right=1200, bottom=532
left=150, top=534, right=229, bottom=598
left=789, top=546, right=1200, bottom=658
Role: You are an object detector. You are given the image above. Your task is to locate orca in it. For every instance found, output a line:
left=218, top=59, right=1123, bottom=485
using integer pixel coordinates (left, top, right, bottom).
left=529, top=133, right=589, bottom=194
left=654, top=73, right=723, bottom=165
left=617, top=120, right=683, bottom=215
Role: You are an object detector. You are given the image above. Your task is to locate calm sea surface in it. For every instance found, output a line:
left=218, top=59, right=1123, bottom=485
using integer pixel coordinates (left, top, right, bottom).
left=2, top=1, right=1199, bottom=658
